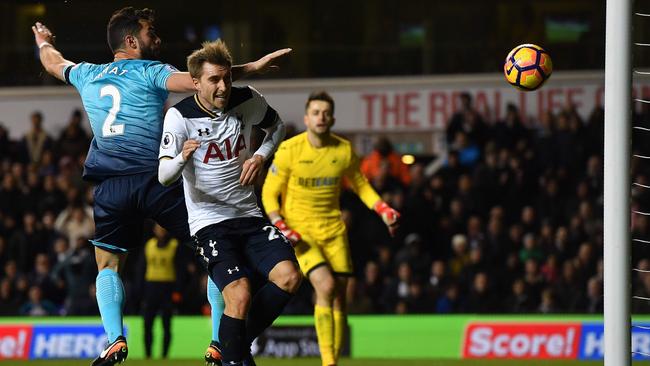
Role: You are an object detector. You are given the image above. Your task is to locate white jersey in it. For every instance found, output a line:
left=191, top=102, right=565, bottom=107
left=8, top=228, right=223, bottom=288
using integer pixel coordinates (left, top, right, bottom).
left=159, top=86, right=280, bottom=235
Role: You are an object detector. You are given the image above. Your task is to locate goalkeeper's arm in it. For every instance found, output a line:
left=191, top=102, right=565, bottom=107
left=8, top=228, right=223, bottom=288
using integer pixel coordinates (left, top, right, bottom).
left=267, top=211, right=302, bottom=246
left=345, top=150, right=401, bottom=236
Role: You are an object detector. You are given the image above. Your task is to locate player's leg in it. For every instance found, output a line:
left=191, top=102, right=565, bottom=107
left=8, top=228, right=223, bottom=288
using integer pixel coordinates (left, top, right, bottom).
left=93, top=247, right=129, bottom=366
left=320, top=229, right=354, bottom=365
left=220, top=277, right=251, bottom=365
left=207, top=276, right=225, bottom=342
left=332, top=276, right=349, bottom=360
left=195, top=222, right=251, bottom=366
left=242, top=219, right=301, bottom=350
left=90, top=174, right=146, bottom=366
left=308, top=265, right=337, bottom=366
left=146, top=177, right=226, bottom=362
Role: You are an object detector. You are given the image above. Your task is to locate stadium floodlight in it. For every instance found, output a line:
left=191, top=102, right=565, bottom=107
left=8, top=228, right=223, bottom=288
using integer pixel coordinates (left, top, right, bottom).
left=604, top=0, right=632, bottom=365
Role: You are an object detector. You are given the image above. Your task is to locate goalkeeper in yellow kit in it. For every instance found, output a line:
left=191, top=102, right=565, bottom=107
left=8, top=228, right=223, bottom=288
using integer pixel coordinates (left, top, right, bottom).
left=262, top=91, right=400, bottom=366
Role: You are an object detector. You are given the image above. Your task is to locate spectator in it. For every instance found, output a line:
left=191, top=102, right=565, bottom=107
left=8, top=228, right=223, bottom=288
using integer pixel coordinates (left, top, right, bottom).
left=394, top=233, right=431, bottom=275
left=0, top=278, right=21, bottom=315
left=19, top=285, right=57, bottom=316
left=492, top=104, right=529, bottom=150
left=436, top=284, right=461, bottom=313
left=52, top=237, right=96, bottom=315
left=28, top=253, right=64, bottom=305
left=22, top=111, right=52, bottom=167
left=54, top=205, right=94, bottom=250
left=427, top=260, right=450, bottom=299
left=142, top=224, right=179, bottom=359
left=0, top=102, right=612, bottom=316
left=554, top=261, right=582, bottom=312
left=361, top=136, right=410, bottom=187
left=579, top=277, right=604, bottom=314
left=505, top=278, right=533, bottom=313
left=406, top=281, right=435, bottom=313
left=448, top=234, right=470, bottom=277
left=8, top=212, right=46, bottom=272
left=381, top=262, right=414, bottom=312
left=538, top=287, right=558, bottom=314
left=446, top=92, right=487, bottom=148
left=463, top=272, right=495, bottom=313
left=0, top=124, right=11, bottom=158
left=350, top=261, right=384, bottom=313
left=519, top=233, right=544, bottom=264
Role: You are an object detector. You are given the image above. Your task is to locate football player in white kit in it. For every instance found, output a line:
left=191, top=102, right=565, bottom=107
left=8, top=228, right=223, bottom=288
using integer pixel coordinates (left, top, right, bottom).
left=158, top=40, right=302, bottom=366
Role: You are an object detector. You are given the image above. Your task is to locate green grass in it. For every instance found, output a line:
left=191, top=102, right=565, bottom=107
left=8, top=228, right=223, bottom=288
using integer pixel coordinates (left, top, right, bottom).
left=2, top=359, right=650, bottom=366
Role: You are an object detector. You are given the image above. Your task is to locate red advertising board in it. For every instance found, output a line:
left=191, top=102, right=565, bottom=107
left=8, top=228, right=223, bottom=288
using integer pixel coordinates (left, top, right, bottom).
left=463, top=323, right=581, bottom=359
left=0, top=325, right=32, bottom=360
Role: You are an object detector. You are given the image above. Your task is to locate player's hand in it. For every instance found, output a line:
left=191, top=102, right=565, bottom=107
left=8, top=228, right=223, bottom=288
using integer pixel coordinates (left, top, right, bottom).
left=32, top=22, right=55, bottom=47
left=240, top=154, right=264, bottom=185
left=182, top=139, right=200, bottom=161
left=272, top=218, right=302, bottom=246
left=374, top=201, right=400, bottom=237
left=252, top=48, right=292, bottom=74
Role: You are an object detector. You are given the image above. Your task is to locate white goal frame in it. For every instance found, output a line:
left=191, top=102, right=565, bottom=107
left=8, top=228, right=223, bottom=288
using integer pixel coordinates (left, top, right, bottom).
left=604, top=0, right=632, bottom=365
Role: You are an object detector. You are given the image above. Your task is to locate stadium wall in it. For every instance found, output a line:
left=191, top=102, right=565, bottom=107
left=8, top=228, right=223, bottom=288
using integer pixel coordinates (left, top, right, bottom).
left=1, top=71, right=639, bottom=147
left=1, top=315, right=649, bottom=361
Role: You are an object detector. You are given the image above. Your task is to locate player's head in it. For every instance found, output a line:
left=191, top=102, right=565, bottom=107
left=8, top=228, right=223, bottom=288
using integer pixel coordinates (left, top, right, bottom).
left=107, top=7, right=160, bottom=60
left=304, top=91, right=335, bottom=136
left=187, top=40, right=233, bottom=110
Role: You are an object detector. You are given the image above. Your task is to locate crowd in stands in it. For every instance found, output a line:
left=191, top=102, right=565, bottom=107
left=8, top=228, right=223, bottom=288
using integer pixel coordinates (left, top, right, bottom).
left=1, top=94, right=648, bottom=317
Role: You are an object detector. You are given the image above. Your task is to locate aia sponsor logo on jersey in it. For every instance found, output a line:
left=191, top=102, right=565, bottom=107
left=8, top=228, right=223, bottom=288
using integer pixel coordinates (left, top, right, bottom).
left=203, top=135, right=247, bottom=163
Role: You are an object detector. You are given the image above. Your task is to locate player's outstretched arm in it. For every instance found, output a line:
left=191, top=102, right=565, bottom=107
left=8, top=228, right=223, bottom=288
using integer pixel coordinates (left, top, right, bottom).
left=32, top=22, right=74, bottom=82
left=166, top=48, right=292, bottom=93
left=232, top=48, right=292, bottom=80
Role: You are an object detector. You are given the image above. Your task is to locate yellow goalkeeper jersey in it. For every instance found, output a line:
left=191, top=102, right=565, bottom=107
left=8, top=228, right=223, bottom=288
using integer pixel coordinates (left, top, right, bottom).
left=262, top=132, right=381, bottom=229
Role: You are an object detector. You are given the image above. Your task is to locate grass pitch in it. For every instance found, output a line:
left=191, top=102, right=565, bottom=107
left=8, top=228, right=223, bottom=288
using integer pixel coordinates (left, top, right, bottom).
left=2, top=359, right=649, bottom=365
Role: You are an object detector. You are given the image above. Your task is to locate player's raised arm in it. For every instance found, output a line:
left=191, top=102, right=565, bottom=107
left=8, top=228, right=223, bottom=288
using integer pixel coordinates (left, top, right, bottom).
left=165, top=48, right=292, bottom=93
left=32, top=22, right=75, bottom=82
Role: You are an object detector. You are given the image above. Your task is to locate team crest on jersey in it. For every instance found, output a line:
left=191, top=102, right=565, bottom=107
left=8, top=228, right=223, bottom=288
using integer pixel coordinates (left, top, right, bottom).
left=161, top=132, right=174, bottom=149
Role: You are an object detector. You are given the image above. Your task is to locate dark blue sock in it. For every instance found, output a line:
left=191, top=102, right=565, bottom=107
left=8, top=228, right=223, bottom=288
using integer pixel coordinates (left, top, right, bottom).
left=219, top=314, right=246, bottom=365
left=245, top=282, right=293, bottom=345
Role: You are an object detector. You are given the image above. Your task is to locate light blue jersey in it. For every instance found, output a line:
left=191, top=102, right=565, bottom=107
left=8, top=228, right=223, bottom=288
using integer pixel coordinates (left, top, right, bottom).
left=64, top=59, right=177, bottom=181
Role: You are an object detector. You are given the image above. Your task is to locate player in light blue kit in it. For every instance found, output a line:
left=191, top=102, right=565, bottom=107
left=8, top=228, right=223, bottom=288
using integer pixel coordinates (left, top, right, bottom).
left=32, top=7, right=289, bottom=366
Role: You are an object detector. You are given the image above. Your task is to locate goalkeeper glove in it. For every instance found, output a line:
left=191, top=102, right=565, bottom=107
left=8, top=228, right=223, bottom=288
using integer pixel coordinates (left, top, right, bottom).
left=374, top=201, right=400, bottom=236
left=271, top=217, right=302, bottom=246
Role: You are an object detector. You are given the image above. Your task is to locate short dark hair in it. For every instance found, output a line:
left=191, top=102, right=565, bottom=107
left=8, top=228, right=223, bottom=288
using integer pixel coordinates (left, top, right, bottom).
left=107, top=7, right=155, bottom=53
left=305, top=91, right=335, bottom=114
left=187, top=40, right=233, bottom=79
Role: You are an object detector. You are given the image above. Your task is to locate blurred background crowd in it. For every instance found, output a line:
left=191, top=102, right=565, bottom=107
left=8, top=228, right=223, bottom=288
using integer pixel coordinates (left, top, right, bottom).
left=1, top=95, right=649, bottom=317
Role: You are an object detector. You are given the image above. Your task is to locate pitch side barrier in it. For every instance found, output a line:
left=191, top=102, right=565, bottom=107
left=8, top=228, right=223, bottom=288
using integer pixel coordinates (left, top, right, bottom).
left=0, top=315, right=648, bottom=360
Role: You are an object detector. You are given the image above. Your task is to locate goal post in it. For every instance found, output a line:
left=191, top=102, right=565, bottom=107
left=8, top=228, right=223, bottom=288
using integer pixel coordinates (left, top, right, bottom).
left=604, top=0, right=632, bottom=365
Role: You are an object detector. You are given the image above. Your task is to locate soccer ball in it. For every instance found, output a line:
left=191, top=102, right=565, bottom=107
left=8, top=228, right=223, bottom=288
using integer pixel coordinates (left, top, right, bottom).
left=503, top=44, right=553, bottom=91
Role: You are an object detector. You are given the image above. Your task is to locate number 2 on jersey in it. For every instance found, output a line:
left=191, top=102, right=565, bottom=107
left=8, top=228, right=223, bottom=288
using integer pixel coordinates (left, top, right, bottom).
left=100, top=85, right=124, bottom=137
